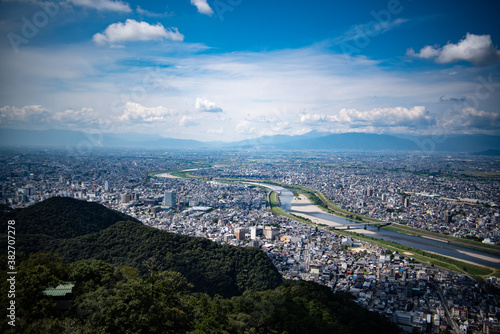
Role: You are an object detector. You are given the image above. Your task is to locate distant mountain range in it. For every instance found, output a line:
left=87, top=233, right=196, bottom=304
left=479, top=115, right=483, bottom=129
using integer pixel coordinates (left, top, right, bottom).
left=1, top=128, right=499, bottom=153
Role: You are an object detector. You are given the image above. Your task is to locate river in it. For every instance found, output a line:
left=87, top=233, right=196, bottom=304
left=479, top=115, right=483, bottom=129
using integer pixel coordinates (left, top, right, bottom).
left=270, top=185, right=500, bottom=269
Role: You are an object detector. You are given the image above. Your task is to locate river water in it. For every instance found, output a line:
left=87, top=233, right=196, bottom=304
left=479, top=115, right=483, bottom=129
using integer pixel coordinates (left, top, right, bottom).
left=271, top=185, right=500, bottom=269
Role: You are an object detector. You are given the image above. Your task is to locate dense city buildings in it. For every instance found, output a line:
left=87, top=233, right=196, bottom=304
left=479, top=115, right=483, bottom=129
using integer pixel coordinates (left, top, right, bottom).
left=1, top=148, right=499, bottom=333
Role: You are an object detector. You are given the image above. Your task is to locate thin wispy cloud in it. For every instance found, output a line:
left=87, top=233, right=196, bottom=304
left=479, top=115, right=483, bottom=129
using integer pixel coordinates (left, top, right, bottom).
left=67, top=0, right=132, bottom=12
left=136, top=6, right=173, bottom=18
left=334, top=18, right=408, bottom=44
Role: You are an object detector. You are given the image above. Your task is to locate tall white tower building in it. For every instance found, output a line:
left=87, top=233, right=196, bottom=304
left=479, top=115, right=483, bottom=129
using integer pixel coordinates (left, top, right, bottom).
left=164, top=190, right=177, bottom=208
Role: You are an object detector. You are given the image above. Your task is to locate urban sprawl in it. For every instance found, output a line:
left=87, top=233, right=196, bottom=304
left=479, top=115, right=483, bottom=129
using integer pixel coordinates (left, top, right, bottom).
left=2, top=148, right=499, bottom=333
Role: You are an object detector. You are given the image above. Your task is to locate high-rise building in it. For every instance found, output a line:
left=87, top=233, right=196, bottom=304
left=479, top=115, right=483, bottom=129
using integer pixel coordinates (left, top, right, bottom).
left=443, top=212, right=452, bottom=224
left=400, top=194, right=406, bottom=204
left=234, top=227, right=246, bottom=240
left=104, top=181, right=109, bottom=191
left=121, top=193, right=132, bottom=204
left=164, top=190, right=177, bottom=208
left=263, top=226, right=279, bottom=240
left=250, top=226, right=257, bottom=240
left=250, top=226, right=263, bottom=240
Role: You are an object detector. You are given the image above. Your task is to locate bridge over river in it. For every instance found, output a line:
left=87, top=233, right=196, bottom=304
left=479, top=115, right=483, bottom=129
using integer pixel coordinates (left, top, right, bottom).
left=262, top=183, right=500, bottom=269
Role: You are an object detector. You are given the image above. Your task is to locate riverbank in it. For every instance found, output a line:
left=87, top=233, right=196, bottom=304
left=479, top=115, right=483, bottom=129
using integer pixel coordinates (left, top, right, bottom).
left=260, top=180, right=382, bottom=224
left=291, top=194, right=353, bottom=227
left=155, top=174, right=500, bottom=274
left=155, top=173, right=182, bottom=179
left=336, top=229, right=500, bottom=281
left=384, top=224, right=500, bottom=256
left=291, top=194, right=380, bottom=235
left=289, top=192, right=500, bottom=279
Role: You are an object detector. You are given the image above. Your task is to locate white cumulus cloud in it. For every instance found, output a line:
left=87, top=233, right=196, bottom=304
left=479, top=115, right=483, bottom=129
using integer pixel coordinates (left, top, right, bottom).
left=0, top=105, right=101, bottom=129
left=190, top=0, right=213, bottom=16
left=407, top=33, right=500, bottom=66
left=273, top=121, right=291, bottom=132
left=235, top=120, right=257, bottom=135
left=440, top=107, right=500, bottom=131
left=195, top=97, right=223, bottom=113
left=116, top=102, right=177, bottom=122
left=179, top=115, right=197, bottom=127
left=299, top=112, right=335, bottom=124
left=67, top=0, right=131, bottom=12
left=335, top=106, right=433, bottom=126
left=207, top=127, right=224, bottom=135
left=300, top=106, right=435, bottom=130
left=93, top=19, right=184, bottom=45
left=0, top=105, right=50, bottom=125
left=52, top=108, right=101, bottom=126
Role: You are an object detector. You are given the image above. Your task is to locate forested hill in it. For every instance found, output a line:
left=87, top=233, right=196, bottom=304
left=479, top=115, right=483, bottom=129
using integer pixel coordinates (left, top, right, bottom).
left=0, top=197, right=140, bottom=238
left=2, top=198, right=283, bottom=297
left=0, top=198, right=403, bottom=333
left=28, top=221, right=283, bottom=297
left=0, top=254, right=402, bottom=334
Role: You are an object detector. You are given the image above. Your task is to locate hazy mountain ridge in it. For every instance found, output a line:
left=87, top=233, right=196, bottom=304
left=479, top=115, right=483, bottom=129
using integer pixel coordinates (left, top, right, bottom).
left=472, top=149, right=500, bottom=156
left=278, top=132, right=420, bottom=151
left=1, top=128, right=499, bottom=152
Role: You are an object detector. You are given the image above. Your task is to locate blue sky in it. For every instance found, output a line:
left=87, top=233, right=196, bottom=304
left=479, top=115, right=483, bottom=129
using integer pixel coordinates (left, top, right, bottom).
left=0, top=0, right=499, bottom=141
